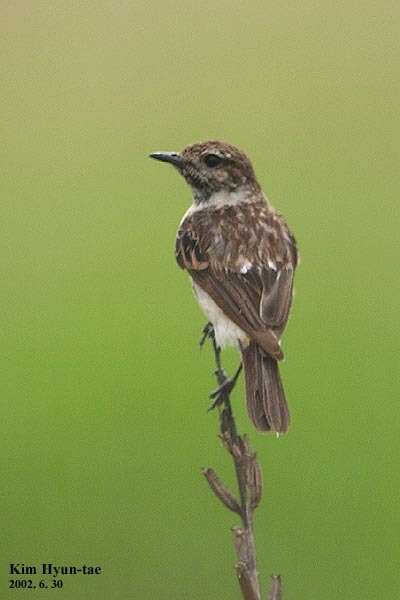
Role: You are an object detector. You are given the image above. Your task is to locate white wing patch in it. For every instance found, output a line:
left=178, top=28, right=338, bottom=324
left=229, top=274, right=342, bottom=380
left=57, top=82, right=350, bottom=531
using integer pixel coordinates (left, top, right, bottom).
left=240, top=261, right=253, bottom=274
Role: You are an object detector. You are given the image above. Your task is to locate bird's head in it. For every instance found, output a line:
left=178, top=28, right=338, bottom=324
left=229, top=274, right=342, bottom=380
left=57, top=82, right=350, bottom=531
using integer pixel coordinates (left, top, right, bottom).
left=150, top=140, right=261, bottom=204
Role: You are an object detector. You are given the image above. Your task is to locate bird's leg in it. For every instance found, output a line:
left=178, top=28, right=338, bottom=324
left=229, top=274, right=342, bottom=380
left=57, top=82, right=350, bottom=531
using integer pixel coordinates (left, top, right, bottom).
left=199, top=323, right=240, bottom=439
left=199, top=321, right=242, bottom=411
left=199, top=322, right=214, bottom=349
left=200, top=322, right=225, bottom=384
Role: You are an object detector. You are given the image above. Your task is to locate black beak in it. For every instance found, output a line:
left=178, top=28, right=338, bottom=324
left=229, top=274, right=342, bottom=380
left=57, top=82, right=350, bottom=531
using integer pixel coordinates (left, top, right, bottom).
left=149, top=151, right=183, bottom=168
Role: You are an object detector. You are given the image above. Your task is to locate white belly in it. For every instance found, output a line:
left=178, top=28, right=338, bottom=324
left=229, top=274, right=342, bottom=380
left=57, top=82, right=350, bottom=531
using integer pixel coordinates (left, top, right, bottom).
left=192, top=282, right=249, bottom=350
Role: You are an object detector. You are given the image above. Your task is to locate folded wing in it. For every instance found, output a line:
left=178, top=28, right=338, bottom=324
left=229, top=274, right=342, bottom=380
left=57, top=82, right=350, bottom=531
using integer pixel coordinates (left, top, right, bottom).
left=175, top=218, right=295, bottom=360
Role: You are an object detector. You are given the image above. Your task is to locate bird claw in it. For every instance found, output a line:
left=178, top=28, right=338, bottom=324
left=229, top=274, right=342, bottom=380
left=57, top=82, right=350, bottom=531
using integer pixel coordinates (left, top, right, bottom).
left=200, top=322, right=214, bottom=348
left=207, top=364, right=243, bottom=411
left=208, top=378, right=234, bottom=411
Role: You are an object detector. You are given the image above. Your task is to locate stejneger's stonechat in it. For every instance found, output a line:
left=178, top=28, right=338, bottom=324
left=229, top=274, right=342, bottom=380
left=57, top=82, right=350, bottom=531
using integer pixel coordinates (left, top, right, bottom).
left=150, top=141, right=298, bottom=433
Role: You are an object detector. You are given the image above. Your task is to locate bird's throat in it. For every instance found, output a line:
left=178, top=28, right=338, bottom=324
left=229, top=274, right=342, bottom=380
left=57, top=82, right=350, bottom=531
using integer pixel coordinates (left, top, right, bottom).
left=192, top=186, right=254, bottom=210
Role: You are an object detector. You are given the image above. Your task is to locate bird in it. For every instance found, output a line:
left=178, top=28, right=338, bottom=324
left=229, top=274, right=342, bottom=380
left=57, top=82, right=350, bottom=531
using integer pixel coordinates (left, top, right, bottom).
left=149, top=141, right=298, bottom=433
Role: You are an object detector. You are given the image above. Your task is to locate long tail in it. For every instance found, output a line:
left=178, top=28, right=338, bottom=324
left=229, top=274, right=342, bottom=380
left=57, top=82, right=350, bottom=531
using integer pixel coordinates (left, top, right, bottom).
left=242, top=341, right=290, bottom=433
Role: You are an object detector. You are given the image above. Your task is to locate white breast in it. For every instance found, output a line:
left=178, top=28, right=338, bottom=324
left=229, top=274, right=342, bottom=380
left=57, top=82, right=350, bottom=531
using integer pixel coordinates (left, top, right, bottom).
left=192, top=282, right=249, bottom=350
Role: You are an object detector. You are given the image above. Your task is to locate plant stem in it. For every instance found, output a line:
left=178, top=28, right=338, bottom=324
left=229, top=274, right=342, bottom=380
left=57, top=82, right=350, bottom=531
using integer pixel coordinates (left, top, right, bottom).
left=202, top=324, right=283, bottom=598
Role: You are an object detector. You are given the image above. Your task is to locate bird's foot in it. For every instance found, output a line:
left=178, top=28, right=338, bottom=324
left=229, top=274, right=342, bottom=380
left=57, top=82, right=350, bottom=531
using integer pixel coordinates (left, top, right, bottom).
left=199, top=322, right=214, bottom=348
left=208, top=363, right=243, bottom=411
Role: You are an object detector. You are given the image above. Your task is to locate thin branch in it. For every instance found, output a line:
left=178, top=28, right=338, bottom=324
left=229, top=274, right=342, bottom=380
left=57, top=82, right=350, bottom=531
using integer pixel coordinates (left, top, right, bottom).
left=268, top=575, right=282, bottom=600
left=201, top=325, right=283, bottom=600
left=202, top=467, right=241, bottom=514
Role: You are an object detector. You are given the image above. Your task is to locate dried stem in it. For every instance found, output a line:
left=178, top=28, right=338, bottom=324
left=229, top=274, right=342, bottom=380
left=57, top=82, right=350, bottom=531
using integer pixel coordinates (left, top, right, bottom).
left=201, top=325, right=282, bottom=599
left=268, top=576, right=282, bottom=600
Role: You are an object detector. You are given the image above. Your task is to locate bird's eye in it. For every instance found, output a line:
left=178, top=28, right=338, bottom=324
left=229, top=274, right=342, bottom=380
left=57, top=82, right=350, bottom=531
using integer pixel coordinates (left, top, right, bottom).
left=204, top=153, right=222, bottom=168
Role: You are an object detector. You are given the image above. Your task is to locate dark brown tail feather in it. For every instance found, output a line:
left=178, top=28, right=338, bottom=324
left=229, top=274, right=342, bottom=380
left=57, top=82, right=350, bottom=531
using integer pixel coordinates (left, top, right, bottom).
left=242, top=342, right=290, bottom=433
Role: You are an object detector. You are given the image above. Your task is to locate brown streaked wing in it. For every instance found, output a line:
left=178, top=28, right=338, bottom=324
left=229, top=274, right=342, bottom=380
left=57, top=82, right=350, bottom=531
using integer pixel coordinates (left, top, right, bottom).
left=191, top=268, right=284, bottom=361
left=175, top=224, right=209, bottom=271
left=176, top=214, right=294, bottom=360
left=260, top=266, right=294, bottom=330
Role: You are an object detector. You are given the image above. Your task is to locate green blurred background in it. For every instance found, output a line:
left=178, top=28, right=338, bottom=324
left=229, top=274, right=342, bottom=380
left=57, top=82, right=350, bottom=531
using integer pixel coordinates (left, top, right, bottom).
left=1, top=2, right=399, bottom=598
